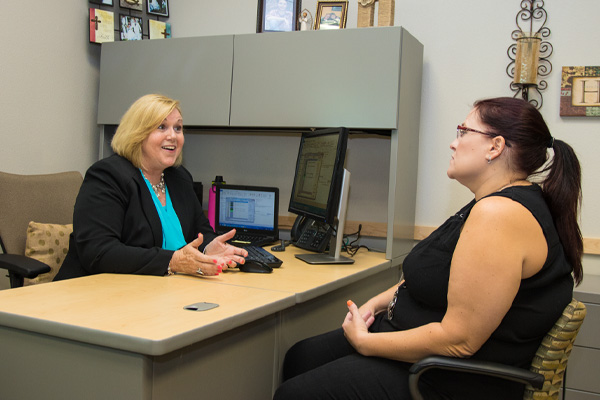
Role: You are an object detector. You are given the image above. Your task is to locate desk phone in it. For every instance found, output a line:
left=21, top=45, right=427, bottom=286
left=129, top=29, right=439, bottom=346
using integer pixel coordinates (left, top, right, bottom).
left=290, top=216, right=332, bottom=253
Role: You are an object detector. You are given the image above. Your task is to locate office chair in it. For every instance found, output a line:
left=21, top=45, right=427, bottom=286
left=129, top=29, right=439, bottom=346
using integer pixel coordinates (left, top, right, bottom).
left=408, top=298, right=586, bottom=400
left=0, top=171, right=82, bottom=288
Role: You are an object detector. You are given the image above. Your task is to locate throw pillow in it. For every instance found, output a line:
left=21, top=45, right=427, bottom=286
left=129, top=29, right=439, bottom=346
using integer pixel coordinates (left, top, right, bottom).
left=24, top=222, right=72, bottom=285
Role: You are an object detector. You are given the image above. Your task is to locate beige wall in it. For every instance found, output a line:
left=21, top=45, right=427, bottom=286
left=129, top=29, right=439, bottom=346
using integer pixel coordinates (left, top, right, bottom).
left=1, top=1, right=598, bottom=284
left=1, top=1, right=101, bottom=175
left=170, top=0, right=600, bottom=275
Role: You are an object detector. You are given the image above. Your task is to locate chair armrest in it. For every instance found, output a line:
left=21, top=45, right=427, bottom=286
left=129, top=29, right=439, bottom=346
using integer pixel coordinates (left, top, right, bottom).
left=408, top=356, right=544, bottom=400
left=0, top=254, right=51, bottom=279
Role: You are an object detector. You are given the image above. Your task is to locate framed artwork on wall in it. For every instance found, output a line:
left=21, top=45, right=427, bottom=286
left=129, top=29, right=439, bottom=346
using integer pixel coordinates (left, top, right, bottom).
left=89, top=8, right=115, bottom=44
left=257, top=0, right=300, bottom=33
left=147, top=0, right=169, bottom=17
left=120, top=0, right=143, bottom=12
left=120, top=14, right=143, bottom=41
left=560, top=66, right=600, bottom=117
left=315, top=1, right=348, bottom=30
left=90, top=0, right=114, bottom=5
left=149, top=19, right=171, bottom=39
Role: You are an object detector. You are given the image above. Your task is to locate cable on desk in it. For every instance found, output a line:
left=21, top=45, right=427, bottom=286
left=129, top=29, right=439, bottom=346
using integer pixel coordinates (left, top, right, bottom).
left=342, top=224, right=371, bottom=257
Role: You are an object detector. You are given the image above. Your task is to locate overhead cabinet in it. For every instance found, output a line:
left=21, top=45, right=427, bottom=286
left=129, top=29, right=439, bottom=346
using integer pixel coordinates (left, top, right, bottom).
left=98, top=35, right=234, bottom=126
left=230, top=27, right=406, bottom=129
left=98, top=27, right=420, bottom=131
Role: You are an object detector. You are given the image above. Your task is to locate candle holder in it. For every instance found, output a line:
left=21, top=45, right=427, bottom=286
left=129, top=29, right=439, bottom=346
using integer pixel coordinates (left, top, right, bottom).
left=506, top=0, right=552, bottom=109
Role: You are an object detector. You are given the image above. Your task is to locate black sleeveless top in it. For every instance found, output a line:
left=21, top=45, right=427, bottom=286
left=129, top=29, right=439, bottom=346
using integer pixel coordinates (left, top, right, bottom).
left=387, top=185, right=574, bottom=399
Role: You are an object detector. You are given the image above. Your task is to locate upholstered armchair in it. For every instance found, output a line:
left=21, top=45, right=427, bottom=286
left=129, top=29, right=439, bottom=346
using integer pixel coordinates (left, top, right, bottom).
left=408, top=298, right=587, bottom=400
left=0, top=171, right=82, bottom=288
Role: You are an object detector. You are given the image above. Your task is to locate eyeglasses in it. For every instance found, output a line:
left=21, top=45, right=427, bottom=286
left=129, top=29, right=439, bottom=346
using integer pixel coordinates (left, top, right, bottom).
left=456, top=125, right=511, bottom=147
left=456, top=124, right=491, bottom=139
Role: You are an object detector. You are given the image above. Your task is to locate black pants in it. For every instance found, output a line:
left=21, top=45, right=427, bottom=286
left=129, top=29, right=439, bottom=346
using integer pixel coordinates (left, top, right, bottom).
left=273, top=326, right=438, bottom=400
left=273, top=319, right=524, bottom=400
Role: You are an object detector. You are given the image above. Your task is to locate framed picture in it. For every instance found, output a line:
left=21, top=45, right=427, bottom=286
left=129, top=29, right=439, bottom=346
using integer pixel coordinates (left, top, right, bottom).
left=120, top=14, right=143, bottom=41
left=560, top=66, right=600, bottom=117
left=149, top=19, right=171, bottom=39
left=89, top=0, right=114, bottom=5
left=89, top=8, right=115, bottom=44
left=257, top=0, right=300, bottom=33
left=120, top=0, right=143, bottom=12
left=147, top=0, right=169, bottom=17
left=315, top=1, right=348, bottom=30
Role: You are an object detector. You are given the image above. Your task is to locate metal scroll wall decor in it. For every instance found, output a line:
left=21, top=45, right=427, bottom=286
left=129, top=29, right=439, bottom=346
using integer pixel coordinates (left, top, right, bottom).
left=357, top=0, right=394, bottom=28
left=506, top=0, right=552, bottom=109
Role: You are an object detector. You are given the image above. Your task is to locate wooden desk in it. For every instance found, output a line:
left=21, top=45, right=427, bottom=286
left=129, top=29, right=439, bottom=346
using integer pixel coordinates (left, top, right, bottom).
left=0, top=249, right=400, bottom=400
left=175, top=246, right=395, bottom=302
left=177, top=247, right=400, bottom=385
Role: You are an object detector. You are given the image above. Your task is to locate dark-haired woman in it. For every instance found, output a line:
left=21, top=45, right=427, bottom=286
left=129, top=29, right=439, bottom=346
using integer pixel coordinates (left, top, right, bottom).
left=274, top=97, right=583, bottom=400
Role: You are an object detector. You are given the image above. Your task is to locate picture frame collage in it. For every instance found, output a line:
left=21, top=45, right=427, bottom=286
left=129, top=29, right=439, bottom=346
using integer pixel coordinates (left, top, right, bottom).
left=256, top=0, right=348, bottom=33
left=89, top=0, right=171, bottom=44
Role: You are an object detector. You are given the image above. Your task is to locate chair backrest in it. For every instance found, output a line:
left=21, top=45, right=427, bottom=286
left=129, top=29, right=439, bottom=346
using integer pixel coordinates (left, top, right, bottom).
left=0, top=171, right=83, bottom=255
left=524, top=298, right=587, bottom=400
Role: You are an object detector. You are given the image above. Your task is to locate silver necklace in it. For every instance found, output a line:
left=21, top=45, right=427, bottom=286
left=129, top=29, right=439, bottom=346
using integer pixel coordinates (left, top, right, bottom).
left=496, top=179, right=529, bottom=193
left=144, top=172, right=166, bottom=197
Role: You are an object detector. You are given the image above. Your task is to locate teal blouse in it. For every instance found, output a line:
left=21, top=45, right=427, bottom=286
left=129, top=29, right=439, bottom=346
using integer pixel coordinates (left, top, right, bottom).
left=141, top=172, right=187, bottom=251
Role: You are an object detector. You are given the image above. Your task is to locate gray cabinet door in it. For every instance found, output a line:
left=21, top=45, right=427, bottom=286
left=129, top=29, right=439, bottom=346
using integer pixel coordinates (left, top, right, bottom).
left=97, top=35, right=234, bottom=126
left=230, top=27, right=409, bottom=130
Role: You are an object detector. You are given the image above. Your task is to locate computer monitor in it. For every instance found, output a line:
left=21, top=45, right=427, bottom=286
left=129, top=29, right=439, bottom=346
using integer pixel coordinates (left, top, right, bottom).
left=288, top=127, right=354, bottom=264
left=288, top=127, right=348, bottom=225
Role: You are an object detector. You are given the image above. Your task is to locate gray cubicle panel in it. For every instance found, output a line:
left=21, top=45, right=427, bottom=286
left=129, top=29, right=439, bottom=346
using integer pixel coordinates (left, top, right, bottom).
left=567, top=275, right=600, bottom=399
left=386, top=28, right=423, bottom=261
left=95, top=27, right=424, bottom=264
left=230, top=27, right=405, bottom=130
left=97, top=35, right=234, bottom=126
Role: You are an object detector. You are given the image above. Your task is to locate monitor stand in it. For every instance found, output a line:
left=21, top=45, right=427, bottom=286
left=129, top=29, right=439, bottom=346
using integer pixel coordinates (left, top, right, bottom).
left=295, top=169, right=355, bottom=265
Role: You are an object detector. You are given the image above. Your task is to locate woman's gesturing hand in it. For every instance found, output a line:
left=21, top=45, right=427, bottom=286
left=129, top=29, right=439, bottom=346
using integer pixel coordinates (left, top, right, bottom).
left=170, top=233, right=229, bottom=276
left=203, top=229, right=248, bottom=268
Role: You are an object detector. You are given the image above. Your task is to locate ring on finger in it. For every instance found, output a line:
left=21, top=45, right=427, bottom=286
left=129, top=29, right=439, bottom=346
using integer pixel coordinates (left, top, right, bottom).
left=196, top=268, right=204, bottom=276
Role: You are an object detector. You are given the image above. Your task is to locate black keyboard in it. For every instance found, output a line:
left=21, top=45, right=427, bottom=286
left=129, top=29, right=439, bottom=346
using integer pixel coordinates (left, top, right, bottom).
left=229, top=235, right=273, bottom=247
left=234, top=234, right=262, bottom=243
left=244, top=246, right=283, bottom=268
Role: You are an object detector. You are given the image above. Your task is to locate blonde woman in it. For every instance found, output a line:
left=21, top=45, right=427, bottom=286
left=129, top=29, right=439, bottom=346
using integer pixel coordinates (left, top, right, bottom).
left=55, top=94, right=247, bottom=280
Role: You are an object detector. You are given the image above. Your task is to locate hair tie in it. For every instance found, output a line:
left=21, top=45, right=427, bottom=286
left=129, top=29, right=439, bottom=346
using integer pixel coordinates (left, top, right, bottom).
left=548, top=136, right=554, bottom=148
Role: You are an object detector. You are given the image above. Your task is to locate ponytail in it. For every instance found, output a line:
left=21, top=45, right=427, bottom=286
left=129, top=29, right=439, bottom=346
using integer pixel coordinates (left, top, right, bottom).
left=542, top=139, right=583, bottom=285
left=474, top=97, right=584, bottom=285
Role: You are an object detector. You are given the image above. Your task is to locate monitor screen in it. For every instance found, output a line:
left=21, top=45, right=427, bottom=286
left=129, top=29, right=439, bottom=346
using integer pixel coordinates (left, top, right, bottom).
left=288, top=127, right=348, bottom=224
left=216, top=186, right=278, bottom=232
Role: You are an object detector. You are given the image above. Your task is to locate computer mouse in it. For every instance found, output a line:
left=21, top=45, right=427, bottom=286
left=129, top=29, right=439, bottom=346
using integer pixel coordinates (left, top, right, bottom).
left=237, top=260, right=273, bottom=273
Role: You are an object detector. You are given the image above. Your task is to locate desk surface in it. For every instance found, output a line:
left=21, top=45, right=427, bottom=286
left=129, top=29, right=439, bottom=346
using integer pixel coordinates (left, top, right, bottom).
left=0, top=274, right=294, bottom=355
left=175, top=246, right=392, bottom=302
left=0, top=248, right=390, bottom=356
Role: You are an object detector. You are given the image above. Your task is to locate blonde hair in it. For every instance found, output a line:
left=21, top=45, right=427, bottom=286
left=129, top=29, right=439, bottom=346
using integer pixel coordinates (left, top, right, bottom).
left=111, top=94, right=183, bottom=169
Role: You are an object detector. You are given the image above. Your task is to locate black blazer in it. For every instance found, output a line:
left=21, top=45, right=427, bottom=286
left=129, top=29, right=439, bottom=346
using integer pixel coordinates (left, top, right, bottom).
left=54, top=154, right=216, bottom=280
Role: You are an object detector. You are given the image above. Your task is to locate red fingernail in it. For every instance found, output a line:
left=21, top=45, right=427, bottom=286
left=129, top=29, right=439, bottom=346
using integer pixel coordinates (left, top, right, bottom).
left=213, top=259, right=218, bottom=263
left=347, top=300, right=354, bottom=307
